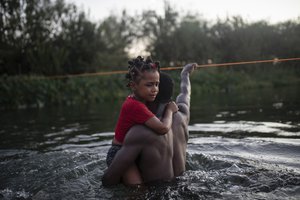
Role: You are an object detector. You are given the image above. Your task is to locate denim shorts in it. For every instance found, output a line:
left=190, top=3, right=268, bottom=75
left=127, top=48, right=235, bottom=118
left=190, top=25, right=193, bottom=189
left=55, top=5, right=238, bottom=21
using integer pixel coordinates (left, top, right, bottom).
left=106, top=144, right=122, bottom=166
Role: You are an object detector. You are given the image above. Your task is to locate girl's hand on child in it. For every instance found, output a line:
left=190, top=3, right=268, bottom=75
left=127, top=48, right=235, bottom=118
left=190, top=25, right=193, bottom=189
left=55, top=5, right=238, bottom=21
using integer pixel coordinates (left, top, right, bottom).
left=167, top=101, right=179, bottom=113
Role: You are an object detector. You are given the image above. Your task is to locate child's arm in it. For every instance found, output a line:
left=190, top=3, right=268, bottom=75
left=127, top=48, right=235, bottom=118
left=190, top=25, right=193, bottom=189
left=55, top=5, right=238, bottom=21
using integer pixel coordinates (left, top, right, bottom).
left=144, top=101, right=178, bottom=135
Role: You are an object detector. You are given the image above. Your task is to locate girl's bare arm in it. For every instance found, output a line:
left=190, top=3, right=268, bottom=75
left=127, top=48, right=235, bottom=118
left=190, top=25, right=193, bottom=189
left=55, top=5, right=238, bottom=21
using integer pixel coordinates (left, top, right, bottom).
left=145, top=101, right=178, bottom=134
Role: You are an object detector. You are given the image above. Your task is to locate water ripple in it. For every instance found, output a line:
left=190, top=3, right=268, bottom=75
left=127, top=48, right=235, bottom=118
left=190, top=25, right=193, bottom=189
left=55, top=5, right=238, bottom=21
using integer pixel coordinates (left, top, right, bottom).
left=189, top=120, right=300, bottom=138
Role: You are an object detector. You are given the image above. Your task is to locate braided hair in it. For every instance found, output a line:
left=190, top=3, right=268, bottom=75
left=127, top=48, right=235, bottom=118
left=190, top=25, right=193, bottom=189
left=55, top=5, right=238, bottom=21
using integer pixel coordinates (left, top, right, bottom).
left=126, top=56, right=160, bottom=87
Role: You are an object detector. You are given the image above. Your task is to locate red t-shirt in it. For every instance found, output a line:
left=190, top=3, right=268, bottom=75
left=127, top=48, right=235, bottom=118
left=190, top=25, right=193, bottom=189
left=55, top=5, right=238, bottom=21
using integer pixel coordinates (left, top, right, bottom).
left=114, top=96, right=155, bottom=143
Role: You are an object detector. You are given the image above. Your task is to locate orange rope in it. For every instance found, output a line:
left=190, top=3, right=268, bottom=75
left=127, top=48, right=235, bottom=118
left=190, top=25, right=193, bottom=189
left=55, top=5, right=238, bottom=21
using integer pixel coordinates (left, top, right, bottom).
left=46, top=57, right=300, bottom=79
left=161, top=57, right=300, bottom=71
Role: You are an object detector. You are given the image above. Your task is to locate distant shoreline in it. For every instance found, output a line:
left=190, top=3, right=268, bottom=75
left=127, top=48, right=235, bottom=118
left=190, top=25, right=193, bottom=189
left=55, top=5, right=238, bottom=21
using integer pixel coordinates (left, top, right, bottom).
left=1, top=67, right=299, bottom=110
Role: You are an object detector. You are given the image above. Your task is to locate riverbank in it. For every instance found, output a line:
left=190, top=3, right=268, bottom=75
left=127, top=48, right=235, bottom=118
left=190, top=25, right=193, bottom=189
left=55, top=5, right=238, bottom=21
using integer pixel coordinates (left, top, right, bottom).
left=1, top=66, right=299, bottom=109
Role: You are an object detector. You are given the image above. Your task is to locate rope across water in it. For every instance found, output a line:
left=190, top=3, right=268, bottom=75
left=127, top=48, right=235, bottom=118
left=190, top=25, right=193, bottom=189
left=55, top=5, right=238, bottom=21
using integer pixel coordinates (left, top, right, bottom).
left=43, top=57, right=300, bottom=79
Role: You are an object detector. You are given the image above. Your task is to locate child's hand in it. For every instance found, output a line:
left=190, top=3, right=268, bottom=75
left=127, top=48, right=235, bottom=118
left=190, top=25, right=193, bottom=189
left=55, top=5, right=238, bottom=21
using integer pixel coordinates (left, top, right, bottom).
left=167, top=101, right=179, bottom=113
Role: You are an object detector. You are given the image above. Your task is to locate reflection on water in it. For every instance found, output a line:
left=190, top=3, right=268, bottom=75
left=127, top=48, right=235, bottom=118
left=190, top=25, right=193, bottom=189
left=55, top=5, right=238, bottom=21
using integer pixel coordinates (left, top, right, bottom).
left=0, top=86, right=300, bottom=199
left=189, top=121, right=300, bottom=137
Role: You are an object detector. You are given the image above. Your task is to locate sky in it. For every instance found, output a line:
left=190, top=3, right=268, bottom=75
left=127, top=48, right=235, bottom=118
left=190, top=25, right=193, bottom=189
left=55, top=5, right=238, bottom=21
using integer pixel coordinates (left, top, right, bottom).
left=65, top=0, right=300, bottom=24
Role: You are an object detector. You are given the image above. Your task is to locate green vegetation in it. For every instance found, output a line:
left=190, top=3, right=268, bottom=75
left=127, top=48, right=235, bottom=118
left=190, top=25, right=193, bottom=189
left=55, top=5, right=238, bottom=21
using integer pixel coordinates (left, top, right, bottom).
left=0, top=74, right=127, bottom=109
left=1, top=64, right=299, bottom=109
left=1, top=0, right=299, bottom=109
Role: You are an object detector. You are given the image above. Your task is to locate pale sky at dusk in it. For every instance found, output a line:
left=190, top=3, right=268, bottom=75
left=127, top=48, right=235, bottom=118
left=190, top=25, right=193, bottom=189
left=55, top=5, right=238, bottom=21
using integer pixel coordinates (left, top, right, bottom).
left=66, top=0, right=300, bottom=24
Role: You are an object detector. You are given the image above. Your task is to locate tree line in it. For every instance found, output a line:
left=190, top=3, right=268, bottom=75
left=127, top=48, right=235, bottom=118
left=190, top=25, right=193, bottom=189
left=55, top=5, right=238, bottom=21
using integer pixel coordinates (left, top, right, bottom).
left=1, top=0, right=300, bottom=76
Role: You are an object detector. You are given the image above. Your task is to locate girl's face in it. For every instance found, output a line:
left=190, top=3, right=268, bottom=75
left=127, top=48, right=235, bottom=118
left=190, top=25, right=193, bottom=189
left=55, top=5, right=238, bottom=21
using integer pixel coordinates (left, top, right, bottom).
left=132, top=71, right=160, bottom=103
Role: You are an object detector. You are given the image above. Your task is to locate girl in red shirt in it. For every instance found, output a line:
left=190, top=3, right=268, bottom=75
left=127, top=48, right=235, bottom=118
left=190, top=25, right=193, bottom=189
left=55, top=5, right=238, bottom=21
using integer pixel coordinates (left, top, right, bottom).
left=106, top=56, right=178, bottom=185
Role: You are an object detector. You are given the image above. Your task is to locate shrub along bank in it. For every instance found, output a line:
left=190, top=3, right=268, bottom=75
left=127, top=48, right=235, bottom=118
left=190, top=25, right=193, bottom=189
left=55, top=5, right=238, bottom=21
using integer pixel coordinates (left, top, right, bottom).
left=1, top=66, right=299, bottom=109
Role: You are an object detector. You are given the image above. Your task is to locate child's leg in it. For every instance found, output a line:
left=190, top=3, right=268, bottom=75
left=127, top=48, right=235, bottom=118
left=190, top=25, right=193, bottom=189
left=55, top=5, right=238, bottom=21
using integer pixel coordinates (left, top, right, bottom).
left=122, top=164, right=143, bottom=185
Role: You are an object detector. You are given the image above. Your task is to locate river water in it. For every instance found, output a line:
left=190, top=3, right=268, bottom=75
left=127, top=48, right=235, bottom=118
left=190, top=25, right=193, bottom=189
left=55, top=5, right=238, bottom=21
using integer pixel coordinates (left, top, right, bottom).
left=0, top=86, right=300, bottom=199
